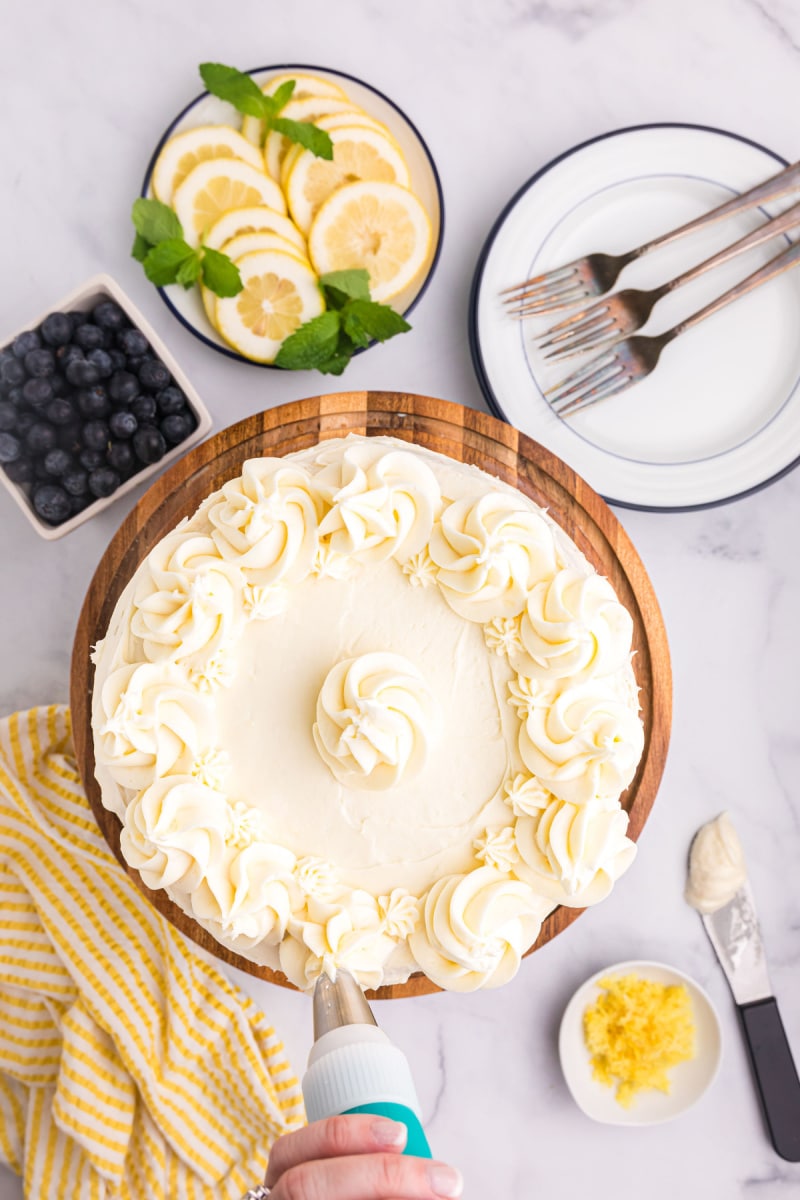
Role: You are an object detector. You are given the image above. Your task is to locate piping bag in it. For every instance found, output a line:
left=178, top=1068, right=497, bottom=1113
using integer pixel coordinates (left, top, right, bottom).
left=302, top=968, right=432, bottom=1158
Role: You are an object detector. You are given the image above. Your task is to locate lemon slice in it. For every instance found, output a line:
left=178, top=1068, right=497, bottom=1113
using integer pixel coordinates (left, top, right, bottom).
left=286, top=126, right=410, bottom=236
left=262, top=97, right=363, bottom=179
left=241, top=73, right=350, bottom=145
left=280, top=114, right=402, bottom=190
left=200, top=233, right=311, bottom=326
left=203, top=205, right=307, bottom=255
left=308, top=181, right=431, bottom=303
left=214, top=250, right=324, bottom=363
left=151, top=125, right=265, bottom=205
left=173, top=160, right=286, bottom=247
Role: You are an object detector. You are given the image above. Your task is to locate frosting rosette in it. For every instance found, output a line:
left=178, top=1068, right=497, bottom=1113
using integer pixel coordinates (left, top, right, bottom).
left=314, top=442, right=440, bottom=564
left=207, top=459, right=324, bottom=583
left=518, top=679, right=644, bottom=805
left=95, top=662, right=212, bottom=791
left=516, top=568, right=634, bottom=681
left=313, top=652, right=438, bottom=790
left=131, top=532, right=246, bottom=668
left=513, top=798, right=636, bottom=906
left=279, top=891, right=397, bottom=991
left=191, top=841, right=298, bottom=949
left=409, top=866, right=547, bottom=991
left=429, top=494, right=559, bottom=621
left=120, top=776, right=229, bottom=893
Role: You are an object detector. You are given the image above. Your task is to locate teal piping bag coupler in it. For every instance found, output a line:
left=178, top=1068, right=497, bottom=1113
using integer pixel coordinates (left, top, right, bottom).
left=302, top=969, right=432, bottom=1158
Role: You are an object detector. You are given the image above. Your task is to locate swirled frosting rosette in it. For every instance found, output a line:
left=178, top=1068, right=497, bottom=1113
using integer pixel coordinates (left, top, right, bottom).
left=91, top=434, right=646, bottom=995
left=207, top=459, right=324, bottom=583
left=429, top=494, right=559, bottom=621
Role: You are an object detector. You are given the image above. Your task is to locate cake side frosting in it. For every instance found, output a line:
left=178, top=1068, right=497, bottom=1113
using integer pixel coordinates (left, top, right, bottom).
left=91, top=434, right=643, bottom=993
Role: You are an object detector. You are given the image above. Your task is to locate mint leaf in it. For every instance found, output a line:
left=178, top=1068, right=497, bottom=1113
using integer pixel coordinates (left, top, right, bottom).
left=131, top=231, right=152, bottom=263
left=274, top=311, right=342, bottom=370
left=270, top=79, right=296, bottom=112
left=316, top=336, right=357, bottom=375
left=201, top=247, right=243, bottom=297
left=176, top=254, right=203, bottom=288
left=199, top=62, right=269, bottom=119
left=320, top=270, right=371, bottom=303
left=143, top=239, right=198, bottom=286
left=343, top=299, right=412, bottom=345
left=271, top=116, right=333, bottom=160
left=132, top=197, right=183, bottom=246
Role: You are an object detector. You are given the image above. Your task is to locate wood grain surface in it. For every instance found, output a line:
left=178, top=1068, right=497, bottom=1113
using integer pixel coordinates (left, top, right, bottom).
left=70, top=391, right=672, bottom=1000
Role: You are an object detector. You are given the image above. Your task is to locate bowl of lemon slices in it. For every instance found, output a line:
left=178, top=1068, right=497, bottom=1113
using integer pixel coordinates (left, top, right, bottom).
left=140, top=63, right=443, bottom=368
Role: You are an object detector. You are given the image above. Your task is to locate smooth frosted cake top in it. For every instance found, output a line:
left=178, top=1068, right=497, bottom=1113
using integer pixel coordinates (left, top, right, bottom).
left=91, top=434, right=644, bottom=992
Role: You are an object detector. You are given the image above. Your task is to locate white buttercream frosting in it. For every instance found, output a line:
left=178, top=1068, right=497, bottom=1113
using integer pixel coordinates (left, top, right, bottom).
left=313, top=652, right=439, bottom=790
left=91, top=434, right=644, bottom=993
left=685, top=812, right=746, bottom=914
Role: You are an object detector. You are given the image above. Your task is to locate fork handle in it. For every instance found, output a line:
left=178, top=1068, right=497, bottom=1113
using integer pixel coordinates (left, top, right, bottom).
left=636, top=159, right=800, bottom=258
left=673, top=236, right=800, bottom=337
left=666, top=201, right=800, bottom=292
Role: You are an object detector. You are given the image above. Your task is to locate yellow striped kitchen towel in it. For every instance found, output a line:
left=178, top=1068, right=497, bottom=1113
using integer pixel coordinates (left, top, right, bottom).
left=0, top=705, right=304, bottom=1199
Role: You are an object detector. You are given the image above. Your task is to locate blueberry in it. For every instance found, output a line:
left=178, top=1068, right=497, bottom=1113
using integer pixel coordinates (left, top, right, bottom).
left=79, top=447, right=105, bottom=471
left=62, top=466, right=88, bottom=496
left=92, top=300, right=127, bottom=331
left=117, top=328, right=149, bottom=357
left=0, top=401, right=16, bottom=431
left=65, top=358, right=100, bottom=388
left=82, top=420, right=110, bottom=451
left=26, top=422, right=58, bottom=455
left=131, top=394, right=157, bottom=422
left=15, top=410, right=36, bottom=436
left=133, top=427, right=166, bottom=464
left=55, top=343, right=84, bottom=372
left=77, top=386, right=110, bottom=419
left=73, top=323, right=106, bottom=351
left=0, top=432, right=21, bottom=463
left=33, top=483, right=72, bottom=524
left=107, top=440, right=136, bottom=475
left=107, top=348, right=127, bottom=372
left=40, top=312, right=73, bottom=347
left=86, top=347, right=113, bottom=379
left=109, top=370, right=139, bottom=405
left=3, top=456, right=33, bottom=484
left=0, top=349, right=14, bottom=374
left=88, top=467, right=121, bottom=498
left=137, top=358, right=170, bottom=391
left=155, top=385, right=186, bottom=415
left=49, top=373, right=68, bottom=397
left=46, top=397, right=78, bottom=426
left=33, top=456, right=53, bottom=481
left=160, top=411, right=196, bottom=445
left=67, top=311, right=87, bottom=332
left=24, top=347, right=56, bottom=378
left=11, top=330, right=41, bottom=359
left=43, top=448, right=74, bottom=477
left=22, top=377, right=54, bottom=408
left=70, top=493, right=93, bottom=515
left=109, top=410, right=138, bottom=439
left=6, top=386, right=24, bottom=407
left=56, top=422, right=82, bottom=454
left=0, top=358, right=25, bottom=388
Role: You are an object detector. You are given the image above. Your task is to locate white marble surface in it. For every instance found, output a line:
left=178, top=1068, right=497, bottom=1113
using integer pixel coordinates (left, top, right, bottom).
left=1, top=0, right=800, bottom=1196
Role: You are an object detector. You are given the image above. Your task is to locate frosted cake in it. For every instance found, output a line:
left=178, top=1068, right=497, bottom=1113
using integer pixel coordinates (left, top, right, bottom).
left=91, top=434, right=644, bottom=992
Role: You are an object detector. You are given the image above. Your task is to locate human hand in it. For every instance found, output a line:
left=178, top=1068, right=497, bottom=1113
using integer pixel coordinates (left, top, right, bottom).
left=261, top=1114, right=464, bottom=1198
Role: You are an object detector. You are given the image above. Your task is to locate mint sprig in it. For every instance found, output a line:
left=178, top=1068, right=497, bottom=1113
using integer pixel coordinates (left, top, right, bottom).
left=130, top=198, right=242, bottom=297
left=275, top=270, right=411, bottom=375
left=199, top=62, right=333, bottom=159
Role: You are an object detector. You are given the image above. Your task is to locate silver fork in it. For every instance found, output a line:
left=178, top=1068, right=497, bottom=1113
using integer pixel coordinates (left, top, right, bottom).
left=536, top=200, right=800, bottom=360
left=546, top=236, right=800, bottom=417
left=502, top=159, right=800, bottom=316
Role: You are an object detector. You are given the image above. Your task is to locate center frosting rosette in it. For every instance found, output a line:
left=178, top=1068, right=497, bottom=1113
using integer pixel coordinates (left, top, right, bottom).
left=313, top=651, right=439, bottom=789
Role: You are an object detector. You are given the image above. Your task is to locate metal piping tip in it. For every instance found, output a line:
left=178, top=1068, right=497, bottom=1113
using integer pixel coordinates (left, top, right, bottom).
left=312, top=968, right=377, bottom=1042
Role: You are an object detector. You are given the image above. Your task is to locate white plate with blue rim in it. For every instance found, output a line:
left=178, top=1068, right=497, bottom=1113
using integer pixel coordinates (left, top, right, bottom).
left=141, top=63, right=444, bottom=368
left=469, top=124, right=800, bottom=511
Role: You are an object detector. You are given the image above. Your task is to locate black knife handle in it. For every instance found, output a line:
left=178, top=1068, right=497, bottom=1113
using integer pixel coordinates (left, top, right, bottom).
left=739, top=997, right=800, bottom=1161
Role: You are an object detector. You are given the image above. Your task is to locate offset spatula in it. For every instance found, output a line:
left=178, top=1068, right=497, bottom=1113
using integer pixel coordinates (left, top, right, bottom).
left=688, top=819, right=800, bottom=1161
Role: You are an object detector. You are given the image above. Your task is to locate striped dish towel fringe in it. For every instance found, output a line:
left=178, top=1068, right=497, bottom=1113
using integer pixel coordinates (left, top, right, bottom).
left=0, top=705, right=304, bottom=1199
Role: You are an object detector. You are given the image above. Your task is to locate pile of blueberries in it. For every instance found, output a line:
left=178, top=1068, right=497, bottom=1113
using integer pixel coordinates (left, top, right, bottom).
left=0, top=298, right=197, bottom=526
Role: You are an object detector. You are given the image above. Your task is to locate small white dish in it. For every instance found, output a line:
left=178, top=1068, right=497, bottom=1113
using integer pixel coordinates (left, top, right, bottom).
left=0, top=273, right=211, bottom=540
left=470, top=123, right=800, bottom=510
left=558, top=958, right=722, bottom=1126
left=142, top=63, right=444, bottom=365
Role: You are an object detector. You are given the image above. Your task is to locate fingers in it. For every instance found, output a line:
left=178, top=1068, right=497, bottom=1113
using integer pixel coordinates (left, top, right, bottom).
left=270, top=1150, right=463, bottom=1200
left=265, top=1116, right=407, bottom=1184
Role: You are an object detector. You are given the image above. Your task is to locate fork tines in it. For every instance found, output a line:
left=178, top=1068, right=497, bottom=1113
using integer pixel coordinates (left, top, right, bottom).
left=501, top=263, right=593, bottom=316
left=536, top=303, right=615, bottom=359
left=545, top=349, right=631, bottom=416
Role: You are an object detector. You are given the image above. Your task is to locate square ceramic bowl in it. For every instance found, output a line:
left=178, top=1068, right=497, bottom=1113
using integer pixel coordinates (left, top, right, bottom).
left=0, top=273, right=212, bottom=540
